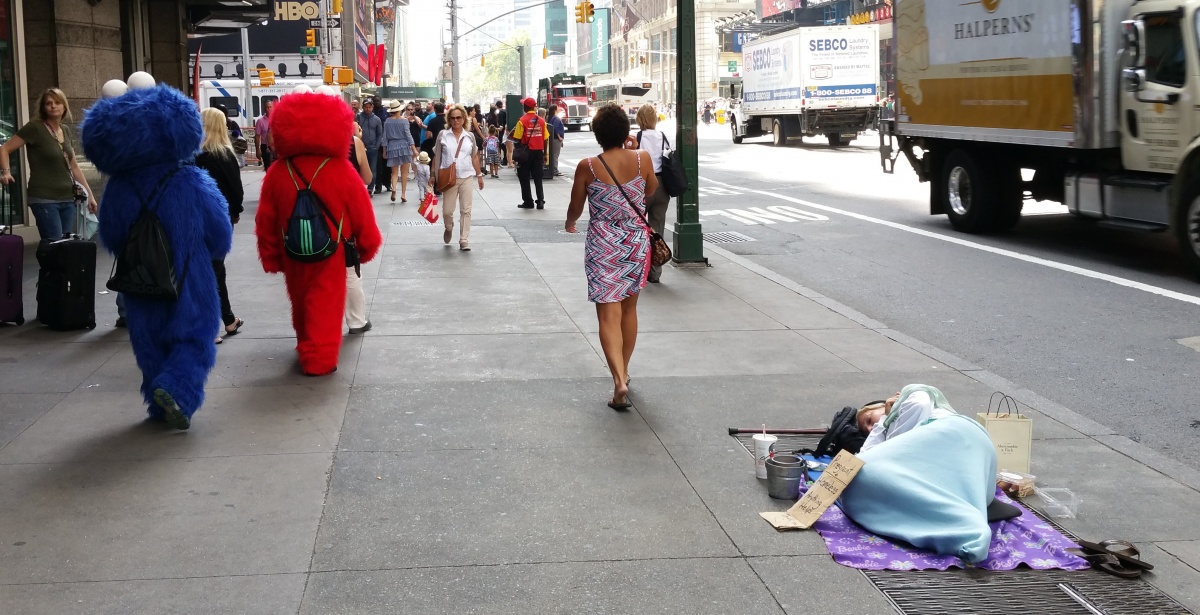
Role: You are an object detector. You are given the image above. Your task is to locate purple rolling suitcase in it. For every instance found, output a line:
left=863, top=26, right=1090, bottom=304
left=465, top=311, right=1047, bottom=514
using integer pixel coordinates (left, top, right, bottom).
left=0, top=184, right=24, bottom=326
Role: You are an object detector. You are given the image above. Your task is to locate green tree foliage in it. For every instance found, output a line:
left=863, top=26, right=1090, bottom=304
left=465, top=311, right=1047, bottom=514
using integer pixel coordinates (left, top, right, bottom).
left=461, top=32, right=531, bottom=104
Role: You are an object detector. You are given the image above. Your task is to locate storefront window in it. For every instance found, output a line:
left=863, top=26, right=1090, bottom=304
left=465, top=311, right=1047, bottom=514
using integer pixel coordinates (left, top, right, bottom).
left=0, top=0, right=20, bottom=225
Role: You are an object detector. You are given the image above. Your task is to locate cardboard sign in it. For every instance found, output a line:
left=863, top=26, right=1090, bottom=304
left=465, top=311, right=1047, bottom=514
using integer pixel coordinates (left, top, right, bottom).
left=761, top=450, right=864, bottom=531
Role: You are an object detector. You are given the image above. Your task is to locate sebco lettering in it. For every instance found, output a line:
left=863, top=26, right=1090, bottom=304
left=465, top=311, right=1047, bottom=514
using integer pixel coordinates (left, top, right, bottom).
left=809, top=38, right=849, bottom=51
left=744, top=43, right=790, bottom=73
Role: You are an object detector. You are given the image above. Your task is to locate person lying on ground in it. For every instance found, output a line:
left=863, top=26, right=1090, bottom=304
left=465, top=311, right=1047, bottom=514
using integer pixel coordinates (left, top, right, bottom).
left=855, top=386, right=959, bottom=453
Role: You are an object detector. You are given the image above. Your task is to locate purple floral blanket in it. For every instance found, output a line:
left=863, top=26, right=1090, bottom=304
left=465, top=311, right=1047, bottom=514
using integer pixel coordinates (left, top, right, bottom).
left=810, top=488, right=1090, bottom=571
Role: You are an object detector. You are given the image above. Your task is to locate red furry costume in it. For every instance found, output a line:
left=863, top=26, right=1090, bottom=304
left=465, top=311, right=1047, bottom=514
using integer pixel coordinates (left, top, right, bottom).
left=255, top=93, right=382, bottom=375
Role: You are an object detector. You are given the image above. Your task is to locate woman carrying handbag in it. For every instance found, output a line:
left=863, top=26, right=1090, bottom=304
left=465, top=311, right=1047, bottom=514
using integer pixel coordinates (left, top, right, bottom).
left=430, top=104, right=484, bottom=251
left=564, top=105, right=666, bottom=410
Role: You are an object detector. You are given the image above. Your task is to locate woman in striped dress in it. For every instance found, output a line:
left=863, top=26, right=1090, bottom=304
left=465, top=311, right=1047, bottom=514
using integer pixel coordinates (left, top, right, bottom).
left=565, top=105, right=659, bottom=410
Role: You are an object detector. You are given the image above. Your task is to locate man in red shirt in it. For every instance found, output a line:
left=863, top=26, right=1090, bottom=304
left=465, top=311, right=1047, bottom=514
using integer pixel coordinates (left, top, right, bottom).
left=512, top=97, right=549, bottom=209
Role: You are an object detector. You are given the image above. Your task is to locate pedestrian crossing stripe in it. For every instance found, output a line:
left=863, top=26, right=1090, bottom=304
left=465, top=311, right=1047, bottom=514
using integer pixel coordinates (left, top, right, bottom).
left=700, top=205, right=829, bottom=225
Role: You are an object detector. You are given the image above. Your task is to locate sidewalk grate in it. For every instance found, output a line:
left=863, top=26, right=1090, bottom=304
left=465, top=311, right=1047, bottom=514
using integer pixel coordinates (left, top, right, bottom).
left=704, top=231, right=757, bottom=244
left=730, top=432, right=1194, bottom=615
left=392, top=220, right=433, bottom=226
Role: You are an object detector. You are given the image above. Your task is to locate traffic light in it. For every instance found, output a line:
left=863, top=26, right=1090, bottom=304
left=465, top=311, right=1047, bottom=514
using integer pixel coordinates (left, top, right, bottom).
left=305, top=29, right=316, bottom=48
left=331, top=0, right=342, bottom=13
left=583, top=1, right=594, bottom=22
left=542, top=46, right=548, bottom=59
left=574, top=2, right=585, bottom=23
left=481, top=56, right=486, bottom=67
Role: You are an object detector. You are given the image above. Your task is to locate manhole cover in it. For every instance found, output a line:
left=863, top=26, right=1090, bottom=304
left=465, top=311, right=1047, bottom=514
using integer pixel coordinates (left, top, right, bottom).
left=704, top=231, right=756, bottom=244
left=729, top=432, right=1193, bottom=615
left=392, top=220, right=433, bottom=226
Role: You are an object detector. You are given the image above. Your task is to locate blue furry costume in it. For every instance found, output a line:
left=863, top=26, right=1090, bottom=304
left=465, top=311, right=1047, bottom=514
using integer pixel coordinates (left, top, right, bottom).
left=82, top=86, right=233, bottom=429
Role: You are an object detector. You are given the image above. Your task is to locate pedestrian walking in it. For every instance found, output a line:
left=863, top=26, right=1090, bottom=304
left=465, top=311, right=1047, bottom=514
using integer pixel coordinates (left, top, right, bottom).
left=547, top=104, right=566, bottom=177
left=196, top=107, right=246, bottom=344
left=494, top=100, right=508, bottom=166
left=384, top=101, right=418, bottom=203
left=564, top=105, right=658, bottom=409
left=254, top=98, right=276, bottom=169
left=431, top=104, right=484, bottom=251
left=356, top=99, right=384, bottom=192
left=512, top=97, right=548, bottom=209
left=0, top=88, right=97, bottom=241
left=346, top=127, right=373, bottom=335
left=370, top=96, right=390, bottom=194
left=414, top=151, right=431, bottom=202
left=634, top=104, right=671, bottom=284
left=484, top=127, right=501, bottom=177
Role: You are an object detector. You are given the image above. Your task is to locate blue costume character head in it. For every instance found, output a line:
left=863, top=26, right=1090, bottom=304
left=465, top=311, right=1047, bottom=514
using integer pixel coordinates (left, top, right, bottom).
left=81, top=85, right=203, bottom=175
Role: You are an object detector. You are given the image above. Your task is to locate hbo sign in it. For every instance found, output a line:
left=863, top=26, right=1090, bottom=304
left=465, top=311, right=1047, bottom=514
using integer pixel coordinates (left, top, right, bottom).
left=273, top=1, right=320, bottom=20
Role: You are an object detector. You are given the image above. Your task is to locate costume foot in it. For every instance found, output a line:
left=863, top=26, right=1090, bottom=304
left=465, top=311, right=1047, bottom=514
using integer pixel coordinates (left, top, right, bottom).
left=303, top=366, right=338, bottom=377
left=115, top=317, right=127, bottom=328
left=153, top=388, right=190, bottom=431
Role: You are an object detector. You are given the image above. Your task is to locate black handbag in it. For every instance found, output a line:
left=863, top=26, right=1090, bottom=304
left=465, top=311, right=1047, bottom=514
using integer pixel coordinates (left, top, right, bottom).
left=512, top=116, right=539, bottom=165
left=658, top=133, right=689, bottom=198
left=596, top=154, right=672, bottom=268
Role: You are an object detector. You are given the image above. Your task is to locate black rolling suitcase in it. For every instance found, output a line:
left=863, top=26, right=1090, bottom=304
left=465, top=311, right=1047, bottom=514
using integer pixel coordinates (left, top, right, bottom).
left=36, top=237, right=96, bottom=330
left=0, top=185, right=23, bottom=325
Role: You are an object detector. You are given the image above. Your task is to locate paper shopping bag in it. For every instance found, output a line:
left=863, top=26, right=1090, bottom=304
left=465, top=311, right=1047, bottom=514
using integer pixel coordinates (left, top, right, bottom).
left=418, top=193, right=439, bottom=224
left=976, top=392, right=1032, bottom=474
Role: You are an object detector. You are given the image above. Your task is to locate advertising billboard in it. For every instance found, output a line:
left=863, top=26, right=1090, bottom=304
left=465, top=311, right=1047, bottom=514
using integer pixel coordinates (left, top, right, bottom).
left=591, top=8, right=610, bottom=74
left=759, top=0, right=804, bottom=20
left=895, top=0, right=1074, bottom=133
left=353, top=0, right=373, bottom=79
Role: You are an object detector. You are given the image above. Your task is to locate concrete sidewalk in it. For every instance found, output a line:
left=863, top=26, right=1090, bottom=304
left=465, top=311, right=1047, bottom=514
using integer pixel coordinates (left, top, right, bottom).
left=1, top=163, right=1198, bottom=614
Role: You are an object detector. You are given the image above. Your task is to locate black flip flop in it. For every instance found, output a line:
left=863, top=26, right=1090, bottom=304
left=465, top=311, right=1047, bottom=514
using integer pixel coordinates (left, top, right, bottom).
left=225, top=318, right=245, bottom=336
left=1067, top=550, right=1142, bottom=579
left=607, top=399, right=632, bottom=410
left=1075, top=539, right=1154, bottom=571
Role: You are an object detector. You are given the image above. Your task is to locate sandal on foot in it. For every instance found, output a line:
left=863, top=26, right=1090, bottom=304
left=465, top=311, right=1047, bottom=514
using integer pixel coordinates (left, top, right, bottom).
left=608, top=399, right=632, bottom=410
left=153, top=388, right=190, bottom=431
left=214, top=337, right=223, bottom=345
left=224, top=318, right=245, bottom=335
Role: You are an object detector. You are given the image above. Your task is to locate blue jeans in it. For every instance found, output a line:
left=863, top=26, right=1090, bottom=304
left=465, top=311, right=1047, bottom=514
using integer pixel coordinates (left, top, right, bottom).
left=364, top=148, right=380, bottom=189
left=29, top=201, right=75, bottom=241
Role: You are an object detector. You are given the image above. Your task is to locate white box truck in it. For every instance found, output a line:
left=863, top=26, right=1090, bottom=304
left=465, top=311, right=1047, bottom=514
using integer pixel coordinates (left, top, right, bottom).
left=730, top=24, right=881, bottom=147
left=880, top=0, right=1200, bottom=276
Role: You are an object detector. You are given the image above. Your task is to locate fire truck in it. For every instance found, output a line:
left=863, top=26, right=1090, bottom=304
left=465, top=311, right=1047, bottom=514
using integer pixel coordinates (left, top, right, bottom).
left=537, top=73, right=590, bottom=131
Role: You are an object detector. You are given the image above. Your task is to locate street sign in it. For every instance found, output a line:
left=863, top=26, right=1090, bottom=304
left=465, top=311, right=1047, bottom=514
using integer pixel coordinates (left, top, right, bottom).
left=309, top=18, right=340, bottom=27
left=728, top=60, right=737, bottom=72
left=300, top=46, right=319, bottom=55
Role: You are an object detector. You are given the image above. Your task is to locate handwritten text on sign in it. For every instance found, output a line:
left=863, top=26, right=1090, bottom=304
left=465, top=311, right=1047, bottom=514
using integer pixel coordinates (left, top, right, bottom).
left=759, top=450, right=864, bottom=531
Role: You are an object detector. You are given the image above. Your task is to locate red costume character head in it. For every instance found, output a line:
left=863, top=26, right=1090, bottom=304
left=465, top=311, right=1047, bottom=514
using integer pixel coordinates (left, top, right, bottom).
left=255, top=91, right=382, bottom=376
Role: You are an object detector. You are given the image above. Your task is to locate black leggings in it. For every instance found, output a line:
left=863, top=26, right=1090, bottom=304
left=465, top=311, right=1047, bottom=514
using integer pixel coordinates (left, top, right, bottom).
left=211, top=259, right=236, bottom=327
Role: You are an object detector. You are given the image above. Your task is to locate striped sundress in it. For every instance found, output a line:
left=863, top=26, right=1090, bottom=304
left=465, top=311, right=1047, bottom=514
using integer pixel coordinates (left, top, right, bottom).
left=584, top=156, right=651, bottom=303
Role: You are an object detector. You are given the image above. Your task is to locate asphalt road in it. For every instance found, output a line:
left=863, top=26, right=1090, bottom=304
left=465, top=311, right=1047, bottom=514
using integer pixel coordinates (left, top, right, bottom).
left=559, top=120, right=1200, bottom=470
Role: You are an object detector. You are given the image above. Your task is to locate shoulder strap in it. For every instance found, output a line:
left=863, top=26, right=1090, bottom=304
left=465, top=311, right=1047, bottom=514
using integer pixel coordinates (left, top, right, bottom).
left=596, top=154, right=650, bottom=227
left=286, top=157, right=330, bottom=190
left=661, top=131, right=671, bottom=151
left=131, top=165, right=185, bottom=213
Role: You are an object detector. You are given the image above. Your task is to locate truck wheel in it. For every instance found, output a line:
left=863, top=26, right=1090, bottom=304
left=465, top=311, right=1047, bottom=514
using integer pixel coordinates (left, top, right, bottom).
left=772, top=120, right=787, bottom=147
left=732, top=121, right=743, bottom=144
left=1178, top=179, right=1200, bottom=278
left=826, top=134, right=844, bottom=147
left=942, top=149, right=997, bottom=233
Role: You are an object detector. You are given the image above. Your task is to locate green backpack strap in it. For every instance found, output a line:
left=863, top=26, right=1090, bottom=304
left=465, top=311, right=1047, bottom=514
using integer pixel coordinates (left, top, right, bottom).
left=285, top=157, right=331, bottom=190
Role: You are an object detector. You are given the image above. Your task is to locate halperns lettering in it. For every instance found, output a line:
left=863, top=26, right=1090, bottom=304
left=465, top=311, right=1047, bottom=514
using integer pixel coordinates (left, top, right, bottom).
left=955, top=14, right=1035, bottom=39
left=809, top=38, right=849, bottom=51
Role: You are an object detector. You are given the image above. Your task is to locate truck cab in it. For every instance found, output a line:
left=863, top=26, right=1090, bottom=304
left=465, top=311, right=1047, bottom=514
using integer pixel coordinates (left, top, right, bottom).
left=538, top=74, right=591, bottom=131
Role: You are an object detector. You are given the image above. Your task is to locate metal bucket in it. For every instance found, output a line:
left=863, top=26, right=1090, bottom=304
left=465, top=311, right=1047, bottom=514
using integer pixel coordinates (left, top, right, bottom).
left=765, top=455, right=809, bottom=500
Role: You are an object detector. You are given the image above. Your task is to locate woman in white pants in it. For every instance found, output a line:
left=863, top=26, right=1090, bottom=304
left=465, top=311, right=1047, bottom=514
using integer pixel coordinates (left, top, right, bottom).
left=431, top=104, right=485, bottom=251
left=346, top=124, right=373, bottom=333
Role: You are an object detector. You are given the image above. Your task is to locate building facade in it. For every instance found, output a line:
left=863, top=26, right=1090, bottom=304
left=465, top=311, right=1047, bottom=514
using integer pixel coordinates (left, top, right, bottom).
left=600, top=0, right=754, bottom=107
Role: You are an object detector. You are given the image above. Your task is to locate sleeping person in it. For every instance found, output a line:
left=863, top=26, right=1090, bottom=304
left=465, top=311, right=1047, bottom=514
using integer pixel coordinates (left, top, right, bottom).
left=838, top=384, right=998, bottom=564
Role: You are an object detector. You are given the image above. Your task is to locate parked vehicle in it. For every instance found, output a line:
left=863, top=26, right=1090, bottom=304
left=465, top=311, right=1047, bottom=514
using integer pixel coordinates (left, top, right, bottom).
left=879, top=0, right=1200, bottom=277
left=197, top=78, right=326, bottom=126
left=537, top=73, right=591, bottom=131
left=730, top=24, right=881, bottom=147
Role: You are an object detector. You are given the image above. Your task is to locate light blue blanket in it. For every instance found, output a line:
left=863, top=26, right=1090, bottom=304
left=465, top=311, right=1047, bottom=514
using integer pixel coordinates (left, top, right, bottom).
left=838, top=414, right=997, bottom=564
